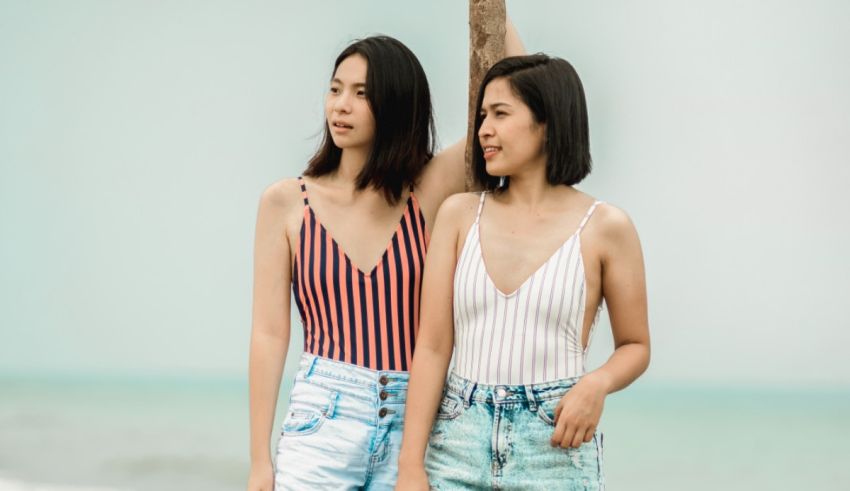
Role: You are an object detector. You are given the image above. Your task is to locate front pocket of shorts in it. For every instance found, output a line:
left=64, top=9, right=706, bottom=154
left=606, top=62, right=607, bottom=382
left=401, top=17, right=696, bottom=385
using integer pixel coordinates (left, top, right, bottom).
left=536, top=398, right=559, bottom=426
left=435, top=392, right=463, bottom=421
left=281, top=380, right=334, bottom=436
left=282, top=408, right=324, bottom=435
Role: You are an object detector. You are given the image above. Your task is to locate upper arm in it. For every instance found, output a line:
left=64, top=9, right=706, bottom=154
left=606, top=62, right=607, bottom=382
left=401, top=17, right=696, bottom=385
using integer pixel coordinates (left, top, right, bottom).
left=251, top=181, right=297, bottom=340
left=421, top=140, right=467, bottom=196
left=416, top=16, right=523, bottom=217
left=504, top=16, right=526, bottom=57
left=598, top=206, right=650, bottom=349
left=416, top=194, right=478, bottom=353
left=416, top=140, right=468, bottom=229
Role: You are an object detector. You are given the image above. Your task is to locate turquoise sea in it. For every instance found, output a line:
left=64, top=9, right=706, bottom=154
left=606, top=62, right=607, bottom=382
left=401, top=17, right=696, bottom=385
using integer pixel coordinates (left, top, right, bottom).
left=1, top=375, right=848, bottom=490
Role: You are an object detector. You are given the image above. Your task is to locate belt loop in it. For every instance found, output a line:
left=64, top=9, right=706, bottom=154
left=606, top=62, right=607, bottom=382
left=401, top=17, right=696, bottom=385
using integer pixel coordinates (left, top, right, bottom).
left=325, top=391, right=339, bottom=418
left=524, top=385, right=538, bottom=412
left=462, top=382, right=476, bottom=408
left=305, top=355, right=318, bottom=378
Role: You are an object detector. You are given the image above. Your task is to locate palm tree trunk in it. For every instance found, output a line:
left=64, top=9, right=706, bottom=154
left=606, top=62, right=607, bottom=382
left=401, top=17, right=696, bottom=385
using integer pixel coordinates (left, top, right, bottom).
left=467, top=0, right=506, bottom=189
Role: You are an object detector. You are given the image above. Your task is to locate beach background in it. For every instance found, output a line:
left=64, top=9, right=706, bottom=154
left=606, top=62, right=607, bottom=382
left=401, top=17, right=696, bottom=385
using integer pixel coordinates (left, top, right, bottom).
left=2, top=1, right=849, bottom=489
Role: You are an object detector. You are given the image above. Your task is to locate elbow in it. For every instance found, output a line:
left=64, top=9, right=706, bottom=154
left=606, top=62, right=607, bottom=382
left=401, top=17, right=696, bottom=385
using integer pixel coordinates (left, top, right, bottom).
left=638, top=341, right=651, bottom=376
left=615, top=338, right=651, bottom=376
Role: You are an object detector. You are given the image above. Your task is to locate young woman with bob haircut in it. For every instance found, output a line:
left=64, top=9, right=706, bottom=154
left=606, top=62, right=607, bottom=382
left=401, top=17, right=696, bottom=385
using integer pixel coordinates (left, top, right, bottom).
left=395, top=54, right=651, bottom=490
left=248, top=28, right=526, bottom=491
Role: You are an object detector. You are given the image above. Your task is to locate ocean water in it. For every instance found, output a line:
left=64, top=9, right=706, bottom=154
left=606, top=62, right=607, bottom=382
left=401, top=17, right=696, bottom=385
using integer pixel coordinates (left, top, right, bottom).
left=1, top=375, right=848, bottom=490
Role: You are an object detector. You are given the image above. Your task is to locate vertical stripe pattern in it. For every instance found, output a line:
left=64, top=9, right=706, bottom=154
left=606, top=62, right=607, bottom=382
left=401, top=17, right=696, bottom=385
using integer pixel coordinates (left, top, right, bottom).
left=452, top=192, right=605, bottom=385
left=291, top=177, right=428, bottom=371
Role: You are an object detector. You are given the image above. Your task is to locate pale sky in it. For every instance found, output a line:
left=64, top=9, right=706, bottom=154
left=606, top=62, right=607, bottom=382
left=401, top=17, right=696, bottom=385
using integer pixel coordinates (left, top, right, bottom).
left=1, top=0, right=848, bottom=387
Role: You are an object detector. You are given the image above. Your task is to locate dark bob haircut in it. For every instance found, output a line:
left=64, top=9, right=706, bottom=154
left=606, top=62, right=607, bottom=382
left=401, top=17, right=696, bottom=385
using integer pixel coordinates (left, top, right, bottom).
left=304, top=36, right=436, bottom=204
left=472, top=53, right=591, bottom=191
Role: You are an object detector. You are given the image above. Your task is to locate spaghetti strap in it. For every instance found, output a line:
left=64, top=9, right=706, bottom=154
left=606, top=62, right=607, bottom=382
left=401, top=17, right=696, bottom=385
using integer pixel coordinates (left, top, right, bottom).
left=297, top=176, right=309, bottom=206
left=577, top=200, right=604, bottom=234
left=474, top=192, right=487, bottom=224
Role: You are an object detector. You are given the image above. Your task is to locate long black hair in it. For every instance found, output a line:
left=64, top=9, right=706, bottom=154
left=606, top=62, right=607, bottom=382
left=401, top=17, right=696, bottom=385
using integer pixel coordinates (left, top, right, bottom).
left=472, top=54, right=591, bottom=191
left=305, top=36, right=436, bottom=204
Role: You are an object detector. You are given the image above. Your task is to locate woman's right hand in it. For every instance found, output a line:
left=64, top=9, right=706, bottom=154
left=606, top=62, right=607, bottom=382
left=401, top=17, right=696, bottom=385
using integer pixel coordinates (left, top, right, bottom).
left=394, top=463, right=430, bottom=491
left=246, top=461, right=274, bottom=491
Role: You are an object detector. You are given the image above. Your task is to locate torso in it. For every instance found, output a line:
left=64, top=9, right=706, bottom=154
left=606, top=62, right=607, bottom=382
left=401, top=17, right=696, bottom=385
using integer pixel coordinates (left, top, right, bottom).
left=286, top=175, right=430, bottom=371
left=289, top=176, right=420, bottom=272
left=265, top=151, right=466, bottom=370
left=450, top=188, right=607, bottom=385
left=476, top=188, right=604, bottom=331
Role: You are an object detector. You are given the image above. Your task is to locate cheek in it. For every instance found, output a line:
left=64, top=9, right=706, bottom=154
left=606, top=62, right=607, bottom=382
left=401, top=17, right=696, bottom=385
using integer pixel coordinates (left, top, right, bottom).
left=362, top=104, right=376, bottom=129
left=360, top=112, right=376, bottom=138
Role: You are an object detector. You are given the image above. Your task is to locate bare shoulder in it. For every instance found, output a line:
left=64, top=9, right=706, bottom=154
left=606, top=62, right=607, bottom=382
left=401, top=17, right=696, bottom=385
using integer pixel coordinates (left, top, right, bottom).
left=259, top=177, right=303, bottom=214
left=595, top=202, right=635, bottom=232
left=437, top=192, right=481, bottom=220
left=255, top=177, right=305, bottom=241
left=587, top=202, right=642, bottom=255
left=427, top=192, right=482, bottom=255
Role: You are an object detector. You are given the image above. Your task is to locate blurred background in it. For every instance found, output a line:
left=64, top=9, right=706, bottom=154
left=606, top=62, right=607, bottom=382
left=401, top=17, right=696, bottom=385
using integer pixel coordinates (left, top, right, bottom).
left=1, top=0, right=849, bottom=489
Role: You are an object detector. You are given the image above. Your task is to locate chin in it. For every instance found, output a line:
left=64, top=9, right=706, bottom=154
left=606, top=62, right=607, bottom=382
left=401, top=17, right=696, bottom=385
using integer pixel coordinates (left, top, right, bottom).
left=485, top=164, right=511, bottom=177
left=330, top=136, right=354, bottom=148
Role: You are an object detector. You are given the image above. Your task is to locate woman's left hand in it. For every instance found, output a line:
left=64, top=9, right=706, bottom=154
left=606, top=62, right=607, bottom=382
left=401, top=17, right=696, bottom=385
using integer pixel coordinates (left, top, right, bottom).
left=550, top=371, right=609, bottom=448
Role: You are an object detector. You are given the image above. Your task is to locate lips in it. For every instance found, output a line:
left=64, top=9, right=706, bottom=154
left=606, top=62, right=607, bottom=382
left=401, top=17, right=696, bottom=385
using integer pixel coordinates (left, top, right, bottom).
left=482, top=145, right=501, bottom=159
left=332, top=121, right=353, bottom=130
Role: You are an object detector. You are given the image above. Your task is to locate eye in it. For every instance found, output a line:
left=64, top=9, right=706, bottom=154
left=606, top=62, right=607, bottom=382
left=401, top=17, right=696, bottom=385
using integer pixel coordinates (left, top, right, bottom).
left=495, top=110, right=507, bottom=117
left=356, top=89, right=366, bottom=97
left=329, top=86, right=340, bottom=94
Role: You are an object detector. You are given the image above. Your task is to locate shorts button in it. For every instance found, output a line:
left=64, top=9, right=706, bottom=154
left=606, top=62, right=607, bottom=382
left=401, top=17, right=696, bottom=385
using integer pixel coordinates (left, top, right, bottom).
left=496, top=387, right=507, bottom=398
left=379, top=391, right=388, bottom=400
left=379, top=407, right=388, bottom=417
left=379, top=375, right=389, bottom=385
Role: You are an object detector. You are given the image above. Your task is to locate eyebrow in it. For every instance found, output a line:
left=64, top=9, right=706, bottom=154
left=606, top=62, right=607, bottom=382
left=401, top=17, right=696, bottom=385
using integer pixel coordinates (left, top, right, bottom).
left=331, top=78, right=366, bottom=88
left=480, top=102, right=512, bottom=111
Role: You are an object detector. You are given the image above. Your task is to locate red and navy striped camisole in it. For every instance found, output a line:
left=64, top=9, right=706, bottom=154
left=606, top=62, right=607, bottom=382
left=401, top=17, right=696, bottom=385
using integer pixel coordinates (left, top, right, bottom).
left=292, top=176, right=429, bottom=372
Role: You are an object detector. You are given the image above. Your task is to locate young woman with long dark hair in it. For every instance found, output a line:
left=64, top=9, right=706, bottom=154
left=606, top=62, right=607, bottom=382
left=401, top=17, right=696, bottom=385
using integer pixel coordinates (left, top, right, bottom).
left=248, top=25, right=525, bottom=491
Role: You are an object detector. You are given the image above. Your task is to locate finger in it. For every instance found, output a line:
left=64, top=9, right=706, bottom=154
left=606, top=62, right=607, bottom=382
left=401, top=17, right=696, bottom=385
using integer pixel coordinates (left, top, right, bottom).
left=583, top=426, right=595, bottom=443
left=570, top=425, right=586, bottom=448
left=550, top=415, right=566, bottom=447
left=560, top=422, right=577, bottom=448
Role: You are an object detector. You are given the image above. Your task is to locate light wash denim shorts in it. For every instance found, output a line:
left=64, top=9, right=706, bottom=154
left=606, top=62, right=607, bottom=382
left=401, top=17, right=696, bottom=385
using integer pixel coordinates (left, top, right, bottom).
left=425, top=372, right=604, bottom=491
left=274, top=353, right=409, bottom=490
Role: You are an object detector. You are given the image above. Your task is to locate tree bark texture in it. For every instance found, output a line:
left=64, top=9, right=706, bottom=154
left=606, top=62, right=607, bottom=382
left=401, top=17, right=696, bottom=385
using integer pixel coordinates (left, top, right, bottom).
left=467, top=0, right=506, bottom=190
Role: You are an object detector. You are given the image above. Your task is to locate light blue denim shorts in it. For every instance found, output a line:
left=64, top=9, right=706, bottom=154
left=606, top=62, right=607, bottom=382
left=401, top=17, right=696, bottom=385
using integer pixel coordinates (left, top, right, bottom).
left=425, top=372, right=604, bottom=491
left=274, top=353, right=409, bottom=490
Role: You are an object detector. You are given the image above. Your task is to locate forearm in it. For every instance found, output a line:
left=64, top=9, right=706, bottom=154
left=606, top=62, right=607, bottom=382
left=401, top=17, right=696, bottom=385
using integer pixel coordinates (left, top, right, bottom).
left=248, top=329, right=289, bottom=465
left=398, top=343, right=453, bottom=467
left=588, top=341, right=650, bottom=394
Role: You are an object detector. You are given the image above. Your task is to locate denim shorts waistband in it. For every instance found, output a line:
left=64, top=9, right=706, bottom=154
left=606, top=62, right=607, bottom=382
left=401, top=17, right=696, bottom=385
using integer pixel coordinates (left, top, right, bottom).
left=445, top=371, right=580, bottom=406
left=298, top=353, right=410, bottom=387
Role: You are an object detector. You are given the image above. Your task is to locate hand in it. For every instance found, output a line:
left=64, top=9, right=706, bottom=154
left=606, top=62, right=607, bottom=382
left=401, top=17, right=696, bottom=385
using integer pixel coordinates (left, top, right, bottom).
left=247, top=461, right=275, bottom=491
left=395, top=463, right=430, bottom=491
left=550, top=372, right=608, bottom=449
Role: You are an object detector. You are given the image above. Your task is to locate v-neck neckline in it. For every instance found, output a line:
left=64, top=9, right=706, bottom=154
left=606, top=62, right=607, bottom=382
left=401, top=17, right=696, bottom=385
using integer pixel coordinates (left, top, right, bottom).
left=476, top=222, right=581, bottom=298
left=303, top=196, right=413, bottom=278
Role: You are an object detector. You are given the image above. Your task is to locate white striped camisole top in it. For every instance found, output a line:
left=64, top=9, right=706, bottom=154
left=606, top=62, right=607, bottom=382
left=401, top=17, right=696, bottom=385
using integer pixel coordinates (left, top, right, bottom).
left=452, top=192, right=605, bottom=385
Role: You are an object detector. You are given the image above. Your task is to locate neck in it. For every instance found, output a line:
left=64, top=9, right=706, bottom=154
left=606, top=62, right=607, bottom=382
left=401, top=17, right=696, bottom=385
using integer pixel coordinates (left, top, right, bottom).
left=502, top=156, right=558, bottom=209
left=336, top=146, right=371, bottom=183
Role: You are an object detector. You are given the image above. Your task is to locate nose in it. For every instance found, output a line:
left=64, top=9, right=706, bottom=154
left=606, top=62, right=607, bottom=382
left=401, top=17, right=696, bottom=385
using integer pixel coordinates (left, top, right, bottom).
left=333, top=91, right=352, bottom=114
left=478, top=118, right=494, bottom=139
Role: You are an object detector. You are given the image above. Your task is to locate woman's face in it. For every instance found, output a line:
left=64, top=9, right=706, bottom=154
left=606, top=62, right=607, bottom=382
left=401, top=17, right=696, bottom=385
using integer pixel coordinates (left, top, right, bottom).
left=478, top=77, right=546, bottom=177
left=326, top=54, right=375, bottom=151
